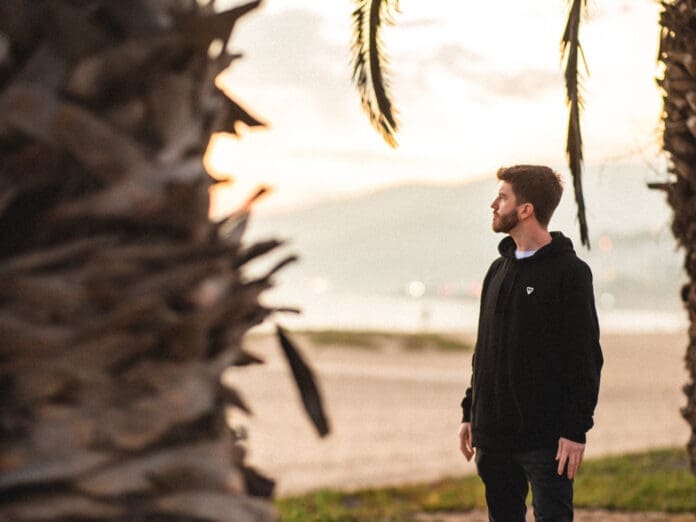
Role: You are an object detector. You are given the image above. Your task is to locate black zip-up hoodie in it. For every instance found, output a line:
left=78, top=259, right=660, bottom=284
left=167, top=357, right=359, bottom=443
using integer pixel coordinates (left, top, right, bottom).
left=461, top=232, right=603, bottom=450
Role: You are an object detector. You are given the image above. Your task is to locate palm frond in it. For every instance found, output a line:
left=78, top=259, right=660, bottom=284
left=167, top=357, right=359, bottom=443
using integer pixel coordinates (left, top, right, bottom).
left=562, top=0, right=590, bottom=248
left=276, top=325, right=330, bottom=437
left=351, top=0, right=400, bottom=147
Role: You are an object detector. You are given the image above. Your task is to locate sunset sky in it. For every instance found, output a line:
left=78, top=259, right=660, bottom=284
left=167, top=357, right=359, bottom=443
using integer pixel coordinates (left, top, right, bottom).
left=207, top=0, right=664, bottom=217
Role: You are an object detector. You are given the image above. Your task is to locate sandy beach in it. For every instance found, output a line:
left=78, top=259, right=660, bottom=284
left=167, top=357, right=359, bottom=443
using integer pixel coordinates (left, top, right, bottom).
left=224, top=331, right=691, bottom=498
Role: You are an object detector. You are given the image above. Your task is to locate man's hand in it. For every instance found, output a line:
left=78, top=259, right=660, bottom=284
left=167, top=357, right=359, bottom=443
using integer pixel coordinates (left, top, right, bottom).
left=458, top=422, right=474, bottom=461
left=556, top=437, right=585, bottom=479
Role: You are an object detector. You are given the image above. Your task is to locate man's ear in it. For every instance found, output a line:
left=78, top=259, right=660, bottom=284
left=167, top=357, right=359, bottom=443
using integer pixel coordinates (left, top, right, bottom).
left=518, top=202, right=535, bottom=220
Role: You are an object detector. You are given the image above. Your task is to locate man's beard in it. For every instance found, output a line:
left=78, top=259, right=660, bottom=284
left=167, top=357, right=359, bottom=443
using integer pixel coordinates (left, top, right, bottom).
left=492, top=209, right=519, bottom=233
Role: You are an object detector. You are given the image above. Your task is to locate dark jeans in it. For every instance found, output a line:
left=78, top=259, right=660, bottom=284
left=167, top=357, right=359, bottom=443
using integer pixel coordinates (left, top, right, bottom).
left=475, top=447, right=573, bottom=522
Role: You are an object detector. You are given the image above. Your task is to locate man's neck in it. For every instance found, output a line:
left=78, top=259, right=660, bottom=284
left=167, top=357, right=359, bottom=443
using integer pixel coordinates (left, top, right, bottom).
left=510, top=227, right=552, bottom=252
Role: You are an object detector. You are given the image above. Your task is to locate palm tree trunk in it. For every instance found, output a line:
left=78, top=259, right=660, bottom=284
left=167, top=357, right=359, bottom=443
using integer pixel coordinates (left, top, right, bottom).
left=657, top=0, right=696, bottom=473
left=0, top=1, right=291, bottom=519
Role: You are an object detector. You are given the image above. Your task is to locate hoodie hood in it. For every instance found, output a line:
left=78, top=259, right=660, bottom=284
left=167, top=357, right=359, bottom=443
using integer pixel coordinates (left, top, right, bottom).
left=498, top=231, right=575, bottom=260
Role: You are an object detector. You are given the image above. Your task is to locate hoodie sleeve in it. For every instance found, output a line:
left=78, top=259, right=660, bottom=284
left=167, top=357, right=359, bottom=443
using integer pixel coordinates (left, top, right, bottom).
left=559, top=260, right=603, bottom=443
left=460, top=259, right=500, bottom=424
left=461, top=354, right=474, bottom=422
left=461, top=387, right=472, bottom=423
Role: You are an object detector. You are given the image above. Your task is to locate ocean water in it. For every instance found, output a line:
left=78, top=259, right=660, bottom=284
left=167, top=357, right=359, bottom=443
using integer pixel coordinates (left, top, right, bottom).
left=258, top=286, right=687, bottom=334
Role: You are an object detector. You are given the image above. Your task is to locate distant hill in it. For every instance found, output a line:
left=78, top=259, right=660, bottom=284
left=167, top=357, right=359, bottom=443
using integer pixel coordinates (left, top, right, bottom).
left=245, top=165, right=684, bottom=313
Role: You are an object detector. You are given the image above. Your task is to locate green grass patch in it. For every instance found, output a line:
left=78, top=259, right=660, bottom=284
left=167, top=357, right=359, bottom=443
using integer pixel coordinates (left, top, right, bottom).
left=574, top=448, right=696, bottom=512
left=296, top=329, right=473, bottom=352
left=276, top=448, right=696, bottom=521
left=402, top=333, right=472, bottom=352
left=302, top=329, right=384, bottom=350
left=276, top=480, right=485, bottom=522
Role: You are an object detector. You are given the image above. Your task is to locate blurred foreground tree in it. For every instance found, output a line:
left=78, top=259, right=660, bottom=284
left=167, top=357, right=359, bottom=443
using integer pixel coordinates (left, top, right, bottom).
left=657, top=0, right=696, bottom=474
left=0, top=1, right=327, bottom=520
left=354, top=0, right=696, bottom=473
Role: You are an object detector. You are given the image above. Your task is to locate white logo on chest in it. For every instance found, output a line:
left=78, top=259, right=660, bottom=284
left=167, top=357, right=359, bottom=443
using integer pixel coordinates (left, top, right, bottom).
left=526, top=287, right=535, bottom=295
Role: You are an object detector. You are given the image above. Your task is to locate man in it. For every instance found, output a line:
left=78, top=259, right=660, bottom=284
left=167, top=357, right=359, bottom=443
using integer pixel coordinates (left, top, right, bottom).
left=459, top=165, right=603, bottom=521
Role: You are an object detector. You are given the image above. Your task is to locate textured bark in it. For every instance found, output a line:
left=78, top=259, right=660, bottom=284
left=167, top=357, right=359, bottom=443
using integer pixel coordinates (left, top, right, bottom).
left=657, top=0, right=696, bottom=474
left=0, top=1, right=327, bottom=520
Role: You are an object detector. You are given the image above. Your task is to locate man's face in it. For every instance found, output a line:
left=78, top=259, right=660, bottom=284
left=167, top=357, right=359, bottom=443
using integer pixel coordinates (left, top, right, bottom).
left=490, top=181, right=521, bottom=233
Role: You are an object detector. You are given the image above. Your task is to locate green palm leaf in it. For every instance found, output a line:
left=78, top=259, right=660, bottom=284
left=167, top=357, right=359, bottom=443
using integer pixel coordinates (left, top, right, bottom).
left=351, top=0, right=400, bottom=147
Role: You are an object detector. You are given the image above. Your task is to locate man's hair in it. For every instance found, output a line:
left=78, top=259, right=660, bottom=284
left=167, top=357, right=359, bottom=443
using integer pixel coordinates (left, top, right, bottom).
left=496, top=165, right=563, bottom=226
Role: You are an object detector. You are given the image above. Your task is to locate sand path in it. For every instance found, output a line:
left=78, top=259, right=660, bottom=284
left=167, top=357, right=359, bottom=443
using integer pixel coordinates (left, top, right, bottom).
left=225, top=332, right=691, bottom=498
